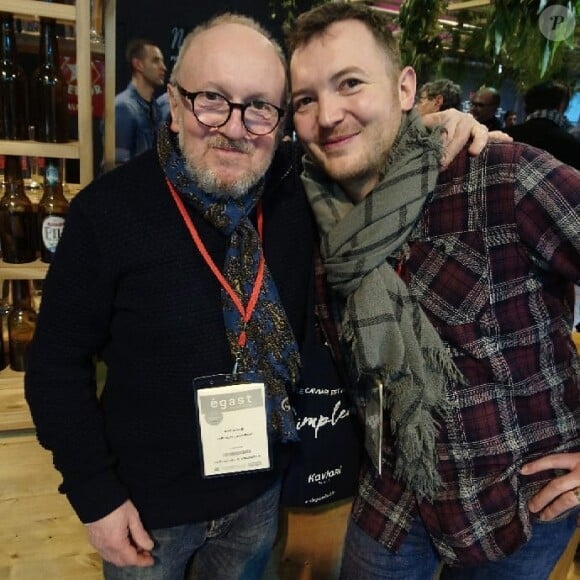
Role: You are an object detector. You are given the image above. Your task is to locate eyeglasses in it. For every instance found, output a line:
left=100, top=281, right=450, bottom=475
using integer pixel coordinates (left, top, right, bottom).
left=174, top=84, right=285, bottom=136
left=470, top=101, right=493, bottom=108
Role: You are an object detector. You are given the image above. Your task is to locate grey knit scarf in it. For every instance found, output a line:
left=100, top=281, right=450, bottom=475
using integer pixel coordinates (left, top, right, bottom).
left=301, top=110, right=462, bottom=499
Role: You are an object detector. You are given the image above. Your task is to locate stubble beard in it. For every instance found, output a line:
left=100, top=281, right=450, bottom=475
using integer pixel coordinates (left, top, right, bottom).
left=316, top=125, right=391, bottom=193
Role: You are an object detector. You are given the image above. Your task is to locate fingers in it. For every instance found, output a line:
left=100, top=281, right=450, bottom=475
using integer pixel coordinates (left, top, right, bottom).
left=128, top=510, right=155, bottom=554
left=488, top=130, right=513, bottom=143
left=466, top=124, right=489, bottom=157
left=530, top=487, right=580, bottom=521
left=521, top=452, right=580, bottom=475
left=527, top=469, right=578, bottom=512
left=522, top=453, right=580, bottom=521
left=86, top=500, right=155, bottom=568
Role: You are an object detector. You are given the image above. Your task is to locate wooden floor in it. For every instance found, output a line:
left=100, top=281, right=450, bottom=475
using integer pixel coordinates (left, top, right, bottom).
left=0, top=431, right=102, bottom=579
left=0, top=431, right=579, bottom=579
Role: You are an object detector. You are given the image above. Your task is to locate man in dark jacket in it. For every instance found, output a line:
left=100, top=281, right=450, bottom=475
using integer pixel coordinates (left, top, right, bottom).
left=27, top=14, right=314, bottom=579
left=507, top=81, right=580, bottom=170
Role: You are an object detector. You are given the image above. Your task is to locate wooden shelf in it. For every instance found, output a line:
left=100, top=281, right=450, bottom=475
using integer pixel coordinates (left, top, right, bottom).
left=15, top=31, right=106, bottom=57
left=0, top=140, right=81, bottom=160
left=2, top=1, right=76, bottom=21
left=0, top=260, right=48, bottom=280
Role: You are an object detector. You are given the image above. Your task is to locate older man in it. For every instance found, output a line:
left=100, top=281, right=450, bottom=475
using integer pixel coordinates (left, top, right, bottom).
left=27, top=14, right=313, bottom=580
left=288, top=4, right=580, bottom=579
left=26, top=11, right=493, bottom=580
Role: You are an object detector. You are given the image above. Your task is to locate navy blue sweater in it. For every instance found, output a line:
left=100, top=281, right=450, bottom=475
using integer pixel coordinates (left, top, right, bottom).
left=25, top=143, right=315, bottom=528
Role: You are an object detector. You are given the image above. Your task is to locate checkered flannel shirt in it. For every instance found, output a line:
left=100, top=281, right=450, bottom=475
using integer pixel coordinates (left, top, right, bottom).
left=346, top=142, right=580, bottom=566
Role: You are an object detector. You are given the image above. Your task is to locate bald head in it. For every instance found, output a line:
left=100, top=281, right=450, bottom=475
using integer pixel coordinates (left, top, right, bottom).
left=171, top=14, right=288, bottom=104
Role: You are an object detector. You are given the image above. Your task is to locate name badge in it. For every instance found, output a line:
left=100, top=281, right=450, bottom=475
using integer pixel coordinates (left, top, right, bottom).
left=194, top=374, right=271, bottom=477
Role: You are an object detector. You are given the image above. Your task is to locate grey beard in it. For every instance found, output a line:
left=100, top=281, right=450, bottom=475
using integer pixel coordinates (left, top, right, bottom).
left=183, top=161, right=260, bottom=199
left=179, top=133, right=269, bottom=199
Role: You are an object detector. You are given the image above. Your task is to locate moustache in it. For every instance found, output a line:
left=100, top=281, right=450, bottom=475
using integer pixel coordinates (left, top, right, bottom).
left=209, top=136, right=253, bottom=154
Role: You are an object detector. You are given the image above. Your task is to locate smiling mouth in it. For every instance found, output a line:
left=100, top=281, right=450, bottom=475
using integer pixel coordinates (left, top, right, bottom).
left=320, top=132, right=357, bottom=151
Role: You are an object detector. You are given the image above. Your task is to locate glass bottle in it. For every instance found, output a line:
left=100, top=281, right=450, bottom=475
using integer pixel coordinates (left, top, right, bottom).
left=31, top=17, right=68, bottom=143
left=38, top=158, right=69, bottom=263
left=0, top=156, right=37, bottom=263
left=8, top=279, right=36, bottom=372
left=0, top=12, right=29, bottom=140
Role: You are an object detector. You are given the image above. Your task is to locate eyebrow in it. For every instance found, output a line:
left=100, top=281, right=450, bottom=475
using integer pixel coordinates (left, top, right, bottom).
left=291, top=65, right=368, bottom=99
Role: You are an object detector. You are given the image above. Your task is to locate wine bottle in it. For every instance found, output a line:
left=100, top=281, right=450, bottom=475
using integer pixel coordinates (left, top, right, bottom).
left=0, top=156, right=37, bottom=263
left=38, top=158, right=69, bottom=263
left=31, top=17, right=68, bottom=143
left=8, top=279, right=36, bottom=372
left=0, top=12, right=28, bottom=140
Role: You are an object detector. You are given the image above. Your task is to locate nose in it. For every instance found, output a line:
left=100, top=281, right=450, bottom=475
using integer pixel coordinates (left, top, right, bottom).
left=218, top=107, right=247, bottom=140
left=317, top=94, right=344, bottom=128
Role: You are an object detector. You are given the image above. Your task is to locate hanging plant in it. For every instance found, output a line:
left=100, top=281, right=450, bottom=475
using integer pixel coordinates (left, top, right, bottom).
left=485, top=0, right=578, bottom=86
left=399, top=0, right=448, bottom=81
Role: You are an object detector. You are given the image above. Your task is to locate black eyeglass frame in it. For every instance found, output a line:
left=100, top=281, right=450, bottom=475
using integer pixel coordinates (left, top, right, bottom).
left=174, top=83, right=286, bottom=136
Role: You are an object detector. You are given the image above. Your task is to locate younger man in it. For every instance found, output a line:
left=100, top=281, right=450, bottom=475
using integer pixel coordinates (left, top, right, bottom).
left=114, top=39, right=167, bottom=165
left=288, top=4, right=580, bottom=578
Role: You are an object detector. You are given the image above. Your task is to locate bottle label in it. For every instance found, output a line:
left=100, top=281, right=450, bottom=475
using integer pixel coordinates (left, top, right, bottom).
left=42, top=215, right=65, bottom=252
left=45, top=164, right=59, bottom=186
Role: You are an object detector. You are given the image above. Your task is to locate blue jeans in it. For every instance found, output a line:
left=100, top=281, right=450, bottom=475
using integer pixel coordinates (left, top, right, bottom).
left=340, top=511, right=577, bottom=580
left=102, top=480, right=281, bottom=580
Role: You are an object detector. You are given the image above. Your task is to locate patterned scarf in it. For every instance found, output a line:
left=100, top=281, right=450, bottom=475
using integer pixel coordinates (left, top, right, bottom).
left=301, top=110, right=462, bottom=498
left=158, top=123, right=300, bottom=443
left=526, top=109, right=572, bottom=130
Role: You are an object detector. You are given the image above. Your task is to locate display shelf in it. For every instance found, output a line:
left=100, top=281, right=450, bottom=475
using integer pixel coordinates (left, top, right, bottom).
left=0, top=0, right=93, bottom=187
left=0, top=139, right=80, bottom=159
left=3, top=1, right=76, bottom=21
left=15, top=32, right=106, bottom=57
left=0, top=1, right=107, bottom=434
left=0, top=260, right=49, bottom=280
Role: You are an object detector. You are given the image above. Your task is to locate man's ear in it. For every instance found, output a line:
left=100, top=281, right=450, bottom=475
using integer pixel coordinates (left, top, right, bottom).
left=434, top=94, right=444, bottom=111
left=132, top=57, right=144, bottom=74
left=167, top=85, right=180, bottom=133
left=399, top=66, right=416, bottom=111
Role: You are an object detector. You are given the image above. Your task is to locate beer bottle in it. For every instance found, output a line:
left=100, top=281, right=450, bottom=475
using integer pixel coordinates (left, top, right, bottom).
left=8, top=279, right=36, bottom=372
left=38, top=158, right=68, bottom=263
left=0, top=156, right=37, bottom=263
left=31, top=17, right=68, bottom=143
left=0, top=12, right=28, bottom=140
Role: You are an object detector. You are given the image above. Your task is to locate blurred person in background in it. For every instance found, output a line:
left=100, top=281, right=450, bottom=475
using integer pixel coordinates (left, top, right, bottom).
left=503, top=110, right=517, bottom=128
left=507, top=80, right=580, bottom=170
left=470, top=86, right=502, bottom=130
left=416, top=78, right=461, bottom=116
left=113, top=38, right=167, bottom=165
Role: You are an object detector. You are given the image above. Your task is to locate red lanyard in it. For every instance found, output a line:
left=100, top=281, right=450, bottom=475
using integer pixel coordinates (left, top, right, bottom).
left=166, top=178, right=265, bottom=348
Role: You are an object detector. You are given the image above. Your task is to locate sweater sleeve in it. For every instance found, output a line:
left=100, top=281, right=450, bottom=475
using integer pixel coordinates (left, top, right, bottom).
left=25, top=193, right=129, bottom=523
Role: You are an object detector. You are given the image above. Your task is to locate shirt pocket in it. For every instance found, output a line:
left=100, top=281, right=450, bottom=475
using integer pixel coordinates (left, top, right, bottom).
left=406, top=232, right=491, bottom=354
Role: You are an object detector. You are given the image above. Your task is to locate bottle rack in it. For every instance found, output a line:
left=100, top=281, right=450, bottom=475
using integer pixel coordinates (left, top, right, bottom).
left=0, top=0, right=93, bottom=186
left=0, top=0, right=116, bottom=431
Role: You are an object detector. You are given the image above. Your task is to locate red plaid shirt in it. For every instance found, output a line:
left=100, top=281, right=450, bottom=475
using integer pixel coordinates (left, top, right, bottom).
left=345, top=142, right=580, bottom=566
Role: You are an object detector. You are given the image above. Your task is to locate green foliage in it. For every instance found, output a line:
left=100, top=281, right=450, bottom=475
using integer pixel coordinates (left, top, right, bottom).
left=484, top=0, right=578, bottom=88
left=398, top=0, right=448, bottom=80
left=267, top=0, right=578, bottom=90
